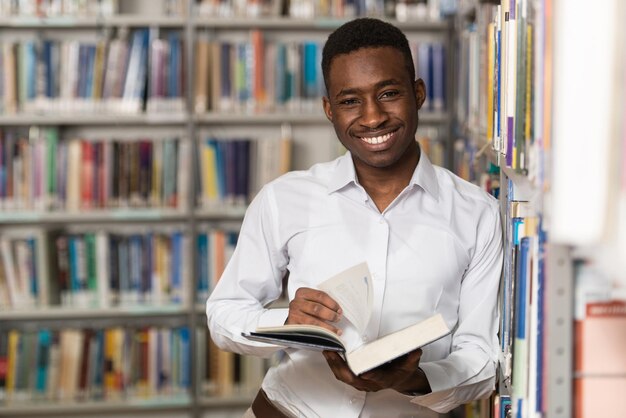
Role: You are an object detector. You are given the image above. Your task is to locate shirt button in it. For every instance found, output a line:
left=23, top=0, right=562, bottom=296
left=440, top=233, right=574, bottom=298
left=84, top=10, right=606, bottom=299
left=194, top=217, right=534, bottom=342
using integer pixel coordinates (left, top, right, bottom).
left=379, top=217, right=385, bottom=224
left=350, top=397, right=357, bottom=404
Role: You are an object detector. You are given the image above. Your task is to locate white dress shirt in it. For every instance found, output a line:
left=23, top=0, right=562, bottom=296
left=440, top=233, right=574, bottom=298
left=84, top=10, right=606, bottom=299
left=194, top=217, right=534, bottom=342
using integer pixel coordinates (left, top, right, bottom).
left=206, top=151, right=503, bottom=417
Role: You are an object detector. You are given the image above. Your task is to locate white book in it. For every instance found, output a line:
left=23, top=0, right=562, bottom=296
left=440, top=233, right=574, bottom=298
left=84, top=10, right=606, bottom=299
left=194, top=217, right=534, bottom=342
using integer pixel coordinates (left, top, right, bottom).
left=96, top=231, right=111, bottom=308
left=0, top=238, right=20, bottom=307
left=243, top=262, right=451, bottom=375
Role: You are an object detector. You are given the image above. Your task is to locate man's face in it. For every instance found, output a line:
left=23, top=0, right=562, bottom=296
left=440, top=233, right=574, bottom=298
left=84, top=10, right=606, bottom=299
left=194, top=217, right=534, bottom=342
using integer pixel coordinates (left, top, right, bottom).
left=323, top=47, right=426, bottom=170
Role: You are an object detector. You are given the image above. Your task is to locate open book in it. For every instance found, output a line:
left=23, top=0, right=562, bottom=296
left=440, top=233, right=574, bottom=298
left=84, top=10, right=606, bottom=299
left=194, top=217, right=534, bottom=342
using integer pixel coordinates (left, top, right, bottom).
left=242, top=262, right=451, bottom=375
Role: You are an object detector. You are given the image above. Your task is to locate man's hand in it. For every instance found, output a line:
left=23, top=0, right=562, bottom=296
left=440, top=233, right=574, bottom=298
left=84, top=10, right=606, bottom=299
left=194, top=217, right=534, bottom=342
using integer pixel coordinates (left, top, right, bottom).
left=322, top=348, right=431, bottom=395
left=285, top=287, right=343, bottom=335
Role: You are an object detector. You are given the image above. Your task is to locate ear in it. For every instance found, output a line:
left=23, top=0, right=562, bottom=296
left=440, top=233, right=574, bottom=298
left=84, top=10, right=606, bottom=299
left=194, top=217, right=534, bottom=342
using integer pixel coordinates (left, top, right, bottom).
left=322, top=96, right=333, bottom=122
left=414, top=78, right=426, bottom=110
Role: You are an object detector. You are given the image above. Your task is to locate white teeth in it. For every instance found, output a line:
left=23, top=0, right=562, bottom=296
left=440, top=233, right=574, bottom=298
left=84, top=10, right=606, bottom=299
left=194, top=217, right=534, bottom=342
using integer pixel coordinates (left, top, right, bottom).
left=360, top=132, right=393, bottom=144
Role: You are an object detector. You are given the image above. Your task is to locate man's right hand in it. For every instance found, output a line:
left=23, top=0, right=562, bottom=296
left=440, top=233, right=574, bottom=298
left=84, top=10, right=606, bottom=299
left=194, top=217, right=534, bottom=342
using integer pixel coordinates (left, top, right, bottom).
left=285, top=287, right=343, bottom=335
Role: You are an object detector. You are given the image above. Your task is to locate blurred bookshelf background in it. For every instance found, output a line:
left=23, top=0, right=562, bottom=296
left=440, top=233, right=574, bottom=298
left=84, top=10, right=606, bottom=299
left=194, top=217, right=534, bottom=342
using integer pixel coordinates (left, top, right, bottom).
left=1, top=0, right=625, bottom=417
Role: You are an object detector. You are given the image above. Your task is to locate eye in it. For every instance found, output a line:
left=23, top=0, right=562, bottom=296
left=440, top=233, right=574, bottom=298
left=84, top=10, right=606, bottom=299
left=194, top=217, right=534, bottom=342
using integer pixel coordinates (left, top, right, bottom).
left=380, top=90, right=400, bottom=100
left=339, top=98, right=359, bottom=106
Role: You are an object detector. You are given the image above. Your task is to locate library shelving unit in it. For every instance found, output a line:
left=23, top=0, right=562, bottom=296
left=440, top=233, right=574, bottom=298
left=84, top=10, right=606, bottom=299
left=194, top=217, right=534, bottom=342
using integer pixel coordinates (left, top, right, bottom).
left=452, top=0, right=626, bottom=417
left=0, top=1, right=455, bottom=417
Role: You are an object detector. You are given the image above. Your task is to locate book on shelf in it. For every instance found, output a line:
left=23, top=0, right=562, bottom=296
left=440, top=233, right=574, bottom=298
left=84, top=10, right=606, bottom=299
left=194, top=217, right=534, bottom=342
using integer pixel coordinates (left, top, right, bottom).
left=574, top=299, right=626, bottom=418
left=243, top=262, right=451, bottom=375
left=0, top=325, right=190, bottom=403
left=0, top=127, right=190, bottom=212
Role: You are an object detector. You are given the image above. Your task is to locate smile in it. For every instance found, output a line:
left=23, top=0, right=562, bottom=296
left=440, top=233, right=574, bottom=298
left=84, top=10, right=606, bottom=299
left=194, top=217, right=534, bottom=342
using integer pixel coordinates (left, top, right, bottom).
left=359, top=131, right=395, bottom=145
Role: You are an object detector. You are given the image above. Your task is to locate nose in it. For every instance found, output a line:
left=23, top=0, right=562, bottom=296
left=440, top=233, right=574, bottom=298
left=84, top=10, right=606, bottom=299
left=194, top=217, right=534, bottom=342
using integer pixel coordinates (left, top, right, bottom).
left=360, top=99, right=388, bottom=129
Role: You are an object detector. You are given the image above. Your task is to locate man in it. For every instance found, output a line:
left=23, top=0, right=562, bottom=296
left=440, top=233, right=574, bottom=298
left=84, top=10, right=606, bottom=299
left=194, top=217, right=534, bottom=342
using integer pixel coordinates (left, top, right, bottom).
left=206, top=18, right=503, bottom=418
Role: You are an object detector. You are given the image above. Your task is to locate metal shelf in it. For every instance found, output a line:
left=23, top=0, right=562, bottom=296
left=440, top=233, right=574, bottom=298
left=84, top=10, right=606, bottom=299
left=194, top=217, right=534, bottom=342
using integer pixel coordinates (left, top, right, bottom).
left=0, top=394, right=192, bottom=417
left=0, top=305, right=190, bottom=321
left=0, top=209, right=188, bottom=225
left=197, top=394, right=254, bottom=408
left=0, top=15, right=186, bottom=28
left=194, top=17, right=450, bottom=31
left=0, top=113, right=189, bottom=126
left=195, top=111, right=449, bottom=125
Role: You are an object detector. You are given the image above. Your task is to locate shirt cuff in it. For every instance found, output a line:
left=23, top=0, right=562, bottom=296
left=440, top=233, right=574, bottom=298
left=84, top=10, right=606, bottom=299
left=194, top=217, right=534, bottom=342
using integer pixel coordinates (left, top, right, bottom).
left=258, top=308, right=289, bottom=328
left=419, top=361, right=451, bottom=393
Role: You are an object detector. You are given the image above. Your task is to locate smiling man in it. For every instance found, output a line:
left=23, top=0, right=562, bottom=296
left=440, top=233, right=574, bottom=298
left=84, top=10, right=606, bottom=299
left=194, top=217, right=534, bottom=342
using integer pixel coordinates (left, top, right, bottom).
left=207, top=18, right=503, bottom=418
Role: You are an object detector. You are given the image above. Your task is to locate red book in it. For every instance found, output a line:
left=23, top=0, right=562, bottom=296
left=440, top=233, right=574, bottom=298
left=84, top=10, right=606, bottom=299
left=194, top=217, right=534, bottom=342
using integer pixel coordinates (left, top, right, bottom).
left=81, top=141, right=94, bottom=209
left=575, top=300, right=626, bottom=418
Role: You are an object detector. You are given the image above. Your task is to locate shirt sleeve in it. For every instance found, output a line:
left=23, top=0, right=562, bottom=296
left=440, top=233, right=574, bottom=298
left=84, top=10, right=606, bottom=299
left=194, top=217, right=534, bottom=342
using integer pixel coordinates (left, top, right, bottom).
left=206, top=184, right=289, bottom=358
left=411, top=201, right=503, bottom=413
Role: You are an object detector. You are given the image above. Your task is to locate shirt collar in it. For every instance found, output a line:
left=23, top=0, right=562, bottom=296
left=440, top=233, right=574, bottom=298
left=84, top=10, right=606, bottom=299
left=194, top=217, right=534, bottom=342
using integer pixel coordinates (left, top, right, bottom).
left=326, top=150, right=440, bottom=201
left=410, top=151, right=440, bottom=201
left=327, top=152, right=358, bottom=194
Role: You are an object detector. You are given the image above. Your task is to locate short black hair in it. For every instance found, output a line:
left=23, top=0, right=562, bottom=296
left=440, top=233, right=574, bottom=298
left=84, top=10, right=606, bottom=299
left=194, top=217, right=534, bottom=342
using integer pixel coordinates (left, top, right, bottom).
left=321, top=18, right=415, bottom=92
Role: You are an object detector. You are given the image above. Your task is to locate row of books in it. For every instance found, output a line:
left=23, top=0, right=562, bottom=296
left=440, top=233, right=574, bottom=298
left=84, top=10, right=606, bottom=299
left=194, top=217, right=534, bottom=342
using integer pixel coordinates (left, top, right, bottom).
left=455, top=1, right=541, bottom=180
left=194, top=33, right=446, bottom=114
left=499, top=179, right=545, bottom=418
left=198, top=327, right=275, bottom=397
left=0, top=129, right=189, bottom=211
left=196, top=134, right=291, bottom=209
left=0, top=228, right=190, bottom=310
left=0, top=0, right=119, bottom=17
left=196, top=229, right=237, bottom=303
left=0, top=29, right=175, bottom=115
left=0, top=326, right=191, bottom=402
left=194, top=34, right=325, bottom=114
left=196, top=0, right=453, bottom=20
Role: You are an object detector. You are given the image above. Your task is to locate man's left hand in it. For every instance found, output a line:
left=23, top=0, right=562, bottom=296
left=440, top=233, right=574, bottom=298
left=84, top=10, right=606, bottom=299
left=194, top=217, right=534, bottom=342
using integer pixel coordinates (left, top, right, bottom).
left=322, top=348, right=431, bottom=395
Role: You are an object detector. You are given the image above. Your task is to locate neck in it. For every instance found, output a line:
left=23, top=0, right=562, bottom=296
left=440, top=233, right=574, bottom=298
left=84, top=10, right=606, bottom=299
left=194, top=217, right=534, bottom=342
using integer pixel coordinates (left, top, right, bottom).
left=354, top=144, right=421, bottom=212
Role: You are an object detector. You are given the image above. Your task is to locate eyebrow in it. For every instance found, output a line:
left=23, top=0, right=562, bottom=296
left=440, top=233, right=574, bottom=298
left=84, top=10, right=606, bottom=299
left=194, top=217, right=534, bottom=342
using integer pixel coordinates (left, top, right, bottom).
left=334, top=78, right=402, bottom=99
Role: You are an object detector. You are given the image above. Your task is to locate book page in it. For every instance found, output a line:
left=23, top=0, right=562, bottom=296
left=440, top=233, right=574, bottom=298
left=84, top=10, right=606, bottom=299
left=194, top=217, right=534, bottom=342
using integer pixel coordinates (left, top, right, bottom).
left=319, top=262, right=373, bottom=335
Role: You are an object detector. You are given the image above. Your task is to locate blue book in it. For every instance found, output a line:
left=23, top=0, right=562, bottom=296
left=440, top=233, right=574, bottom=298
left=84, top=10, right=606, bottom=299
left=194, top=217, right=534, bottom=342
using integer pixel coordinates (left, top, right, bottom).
left=431, top=42, right=445, bottom=111
left=141, top=233, right=152, bottom=296
left=84, top=45, right=96, bottom=98
left=234, top=139, right=250, bottom=204
left=168, top=32, right=180, bottom=98
left=303, top=42, right=318, bottom=100
left=25, top=41, right=36, bottom=101
left=178, top=327, right=191, bottom=389
left=27, top=237, right=38, bottom=299
left=213, top=139, right=226, bottom=201
left=170, top=231, right=183, bottom=304
left=129, top=235, right=142, bottom=300
left=274, top=44, right=287, bottom=105
left=42, top=41, right=53, bottom=98
left=92, top=330, right=105, bottom=398
left=68, top=236, right=80, bottom=292
left=35, top=330, right=51, bottom=395
left=535, top=222, right=546, bottom=412
left=197, top=233, right=209, bottom=300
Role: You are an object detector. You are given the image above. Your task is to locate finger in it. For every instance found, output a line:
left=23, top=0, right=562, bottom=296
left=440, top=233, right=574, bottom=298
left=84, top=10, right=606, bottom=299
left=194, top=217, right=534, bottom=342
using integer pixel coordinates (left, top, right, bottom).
left=285, top=310, right=343, bottom=334
left=295, top=288, right=343, bottom=316
left=293, top=299, right=342, bottom=323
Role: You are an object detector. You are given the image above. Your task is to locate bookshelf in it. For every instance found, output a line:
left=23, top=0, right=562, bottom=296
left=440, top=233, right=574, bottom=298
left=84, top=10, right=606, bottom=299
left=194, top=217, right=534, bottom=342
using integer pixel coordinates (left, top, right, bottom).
left=453, top=0, right=626, bottom=418
left=0, top=0, right=455, bottom=417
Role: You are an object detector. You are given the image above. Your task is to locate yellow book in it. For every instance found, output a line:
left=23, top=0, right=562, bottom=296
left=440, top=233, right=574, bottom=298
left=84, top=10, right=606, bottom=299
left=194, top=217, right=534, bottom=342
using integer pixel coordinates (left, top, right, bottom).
left=6, top=330, right=19, bottom=396
left=525, top=25, right=533, bottom=147
left=487, top=22, right=495, bottom=143
left=200, top=143, right=218, bottom=206
left=92, top=41, right=107, bottom=100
